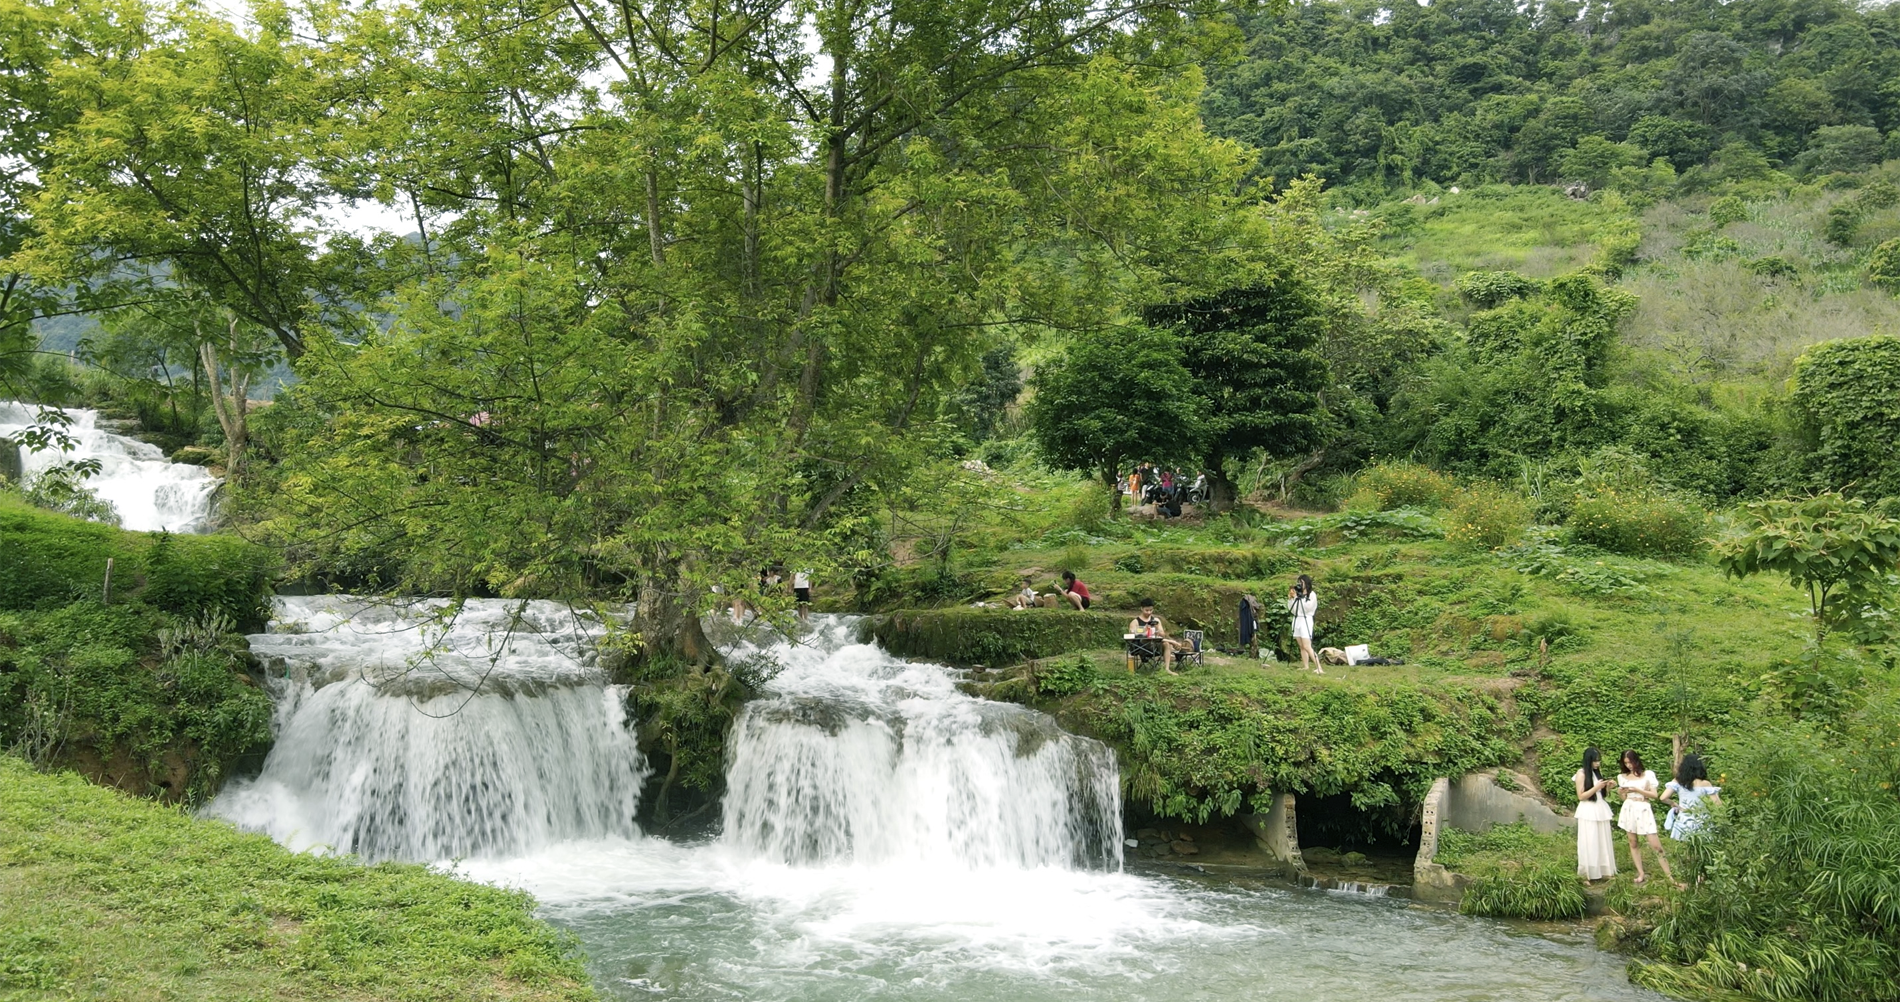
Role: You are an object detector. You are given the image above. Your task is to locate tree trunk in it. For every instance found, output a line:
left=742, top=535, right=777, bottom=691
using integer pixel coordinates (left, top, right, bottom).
left=1104, top=467, right=1123, bottom=514
left=632, top=571, right=716, bottom=668
left=1209, top=469, right=1239, bottom=513
left=198, top=317, right=250, bottom=474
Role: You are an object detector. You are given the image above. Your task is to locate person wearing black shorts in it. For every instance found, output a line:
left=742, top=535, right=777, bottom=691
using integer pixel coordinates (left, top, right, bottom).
left=1059, top=570, right=1091, bottom=610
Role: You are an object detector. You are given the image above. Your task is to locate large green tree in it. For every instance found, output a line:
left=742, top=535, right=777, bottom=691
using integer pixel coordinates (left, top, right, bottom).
left=1144, top=273, right=1329, bottom=510
left=229, top=0, right=1281, bottom=661
left=1027, top=325, right=1202, bottom=512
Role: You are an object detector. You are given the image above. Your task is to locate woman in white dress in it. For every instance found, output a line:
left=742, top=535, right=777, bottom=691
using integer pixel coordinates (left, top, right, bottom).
left=1287, top=574, right=1320, bottom=673
left=1573, top=746, right=1617, bottom=882
left=1661, top=753, right=1722, bottom=842
left=1616, top=750, right=1682, bottom=888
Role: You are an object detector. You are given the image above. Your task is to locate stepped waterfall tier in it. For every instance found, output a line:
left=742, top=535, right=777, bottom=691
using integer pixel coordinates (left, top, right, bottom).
left=722, top=618, right=1122, bottom=869
left=0, top=401, right=217, bottom=533
left=205, top=597, right=646, bottom=861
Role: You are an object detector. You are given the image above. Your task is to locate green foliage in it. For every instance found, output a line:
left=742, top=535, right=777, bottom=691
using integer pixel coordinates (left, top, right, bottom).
left=1455, top=271, right=1541, bottom=309
left=1034, top=655, right=1097, bottom=697
left=1706, top=196, right=1747, bottom=228
left=1459, top=865, right=1588, bottom=921
left=1713, top=492, right=1900, bottom=644
left=0, top=602, right=272, bottom=801
left=1201, top=2, right=1900, bottom=192
left=1791, top=336, right=1900, bottom=498
left=0, top=757, right=597, bottom=1000
left=1400, top=275, right=1638, bottom=479
left=1567, top=491, right=1707, bottom=558
left=1042, top=671, right=1522, bottom=826
left=0, top=496, right=274, bottom=629
left=1348, top=460, right=1455, bottom=510
left=1028, top=325, right=1203, bottom=495
left=14, top=462, right=120, bottom=525
left=1521, top=658, right=1746, bottom=805
left=1869, top=238, right=1900, bottom=292
left=1146, top=277, right=1332, bottom=506
left=870, top=608, right=1128, bottom=665
left=1631, top=700, right=1900, bottom=1002
left=1443, top=482, right=1531, bottom=551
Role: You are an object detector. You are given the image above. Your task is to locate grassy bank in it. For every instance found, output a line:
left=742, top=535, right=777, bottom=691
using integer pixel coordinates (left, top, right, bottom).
left=0, top=757, right=597, bottom=1001
left=0, top=499, right=277, bottom=801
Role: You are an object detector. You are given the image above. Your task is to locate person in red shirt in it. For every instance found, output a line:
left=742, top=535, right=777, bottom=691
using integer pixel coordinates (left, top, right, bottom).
left=1059, top=570, right=1091, bottom=610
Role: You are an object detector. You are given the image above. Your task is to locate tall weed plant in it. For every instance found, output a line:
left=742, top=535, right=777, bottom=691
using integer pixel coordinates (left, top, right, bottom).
left=1632, top=698, right=1900, bottom=1002
left=1443, top=483, right=1533, bottom=550
left=1349, top=461, right=1456, bottom=511
left=1568, top=490, right=1707, bottom=558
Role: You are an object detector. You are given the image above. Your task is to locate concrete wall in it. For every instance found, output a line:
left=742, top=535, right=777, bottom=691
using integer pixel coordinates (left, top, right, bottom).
left=1240, top=792, right=1305, bottom=875
left=1411, top=777, right=1465, bottom=903
left=1443, top=769, right=1574, bottom=835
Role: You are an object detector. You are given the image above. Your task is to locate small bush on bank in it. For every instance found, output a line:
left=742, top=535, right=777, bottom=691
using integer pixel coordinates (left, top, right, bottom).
left=1567, top=491, right=1706, bottom=557
left=1460, top=864, right=1588, bottom=920
left=1348, top=461, right=1456, bottom=511
left=1034, top=655, right=1097, bottom=697
left=1443, top=483, right=1532, bottom=550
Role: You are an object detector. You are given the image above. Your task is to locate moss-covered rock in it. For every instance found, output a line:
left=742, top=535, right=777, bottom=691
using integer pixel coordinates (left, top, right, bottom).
left=866, top=608, right=1128, bottom=665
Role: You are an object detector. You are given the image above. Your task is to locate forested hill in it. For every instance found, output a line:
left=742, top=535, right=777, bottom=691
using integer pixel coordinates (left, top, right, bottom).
left=1203, top=0, right=1900, bottom=195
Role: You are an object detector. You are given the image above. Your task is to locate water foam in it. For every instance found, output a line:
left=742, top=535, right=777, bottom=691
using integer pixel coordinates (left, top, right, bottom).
left=0, top=401, right=217, bottom=532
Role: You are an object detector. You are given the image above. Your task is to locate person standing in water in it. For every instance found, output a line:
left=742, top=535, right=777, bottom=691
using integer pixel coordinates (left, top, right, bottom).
left=1574, top=746, right=1617, bottom=882
left=1287, top=574, right=1319, bottom=673
left=1617, top=750, right=1683, bottom=888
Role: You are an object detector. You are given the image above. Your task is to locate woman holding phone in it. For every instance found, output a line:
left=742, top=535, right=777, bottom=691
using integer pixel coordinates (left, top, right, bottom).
left=1287, top=575, right=1319, bottom=673
left=1574, top=746, right=1617, bottom=882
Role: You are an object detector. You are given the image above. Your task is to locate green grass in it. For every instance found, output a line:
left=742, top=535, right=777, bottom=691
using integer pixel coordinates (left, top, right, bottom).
left=0, top=757, right=598, bottom=1001
left=1375, top=185, right=1640, bottom=280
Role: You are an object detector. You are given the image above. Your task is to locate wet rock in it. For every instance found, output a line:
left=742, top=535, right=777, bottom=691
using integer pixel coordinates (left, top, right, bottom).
left=1343, top=851, right=1370, bottom=867
left=1136, top=828, right=1160, bottom=840
left=1170, top=840, right=1199, bottom=855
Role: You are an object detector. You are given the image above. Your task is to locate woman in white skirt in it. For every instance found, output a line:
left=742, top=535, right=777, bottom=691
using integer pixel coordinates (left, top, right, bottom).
left=1573, top=746, right=1617, bottom=882
left=1617, top=750, right=1682, bottom=888
left=1287, top=574, right=1320, bottom=673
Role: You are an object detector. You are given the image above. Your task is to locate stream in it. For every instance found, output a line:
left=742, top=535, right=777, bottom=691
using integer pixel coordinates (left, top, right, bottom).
left=208, top=599, right=1665, bottom=1002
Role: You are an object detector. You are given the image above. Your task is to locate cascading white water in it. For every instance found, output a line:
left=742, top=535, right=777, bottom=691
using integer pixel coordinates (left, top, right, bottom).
left=0, top=401, right=217, bottom=532
left=204, top=596, right=646, bottom=861
left=720, top=617, right=1123, bottom=870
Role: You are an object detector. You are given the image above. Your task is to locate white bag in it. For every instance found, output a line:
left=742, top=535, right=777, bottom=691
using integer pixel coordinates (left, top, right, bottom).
left=1344, top=644, right=1370, bottom=665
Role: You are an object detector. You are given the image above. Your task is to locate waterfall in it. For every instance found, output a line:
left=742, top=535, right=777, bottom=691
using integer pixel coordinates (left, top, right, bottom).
left=0, top=401, right=217, bottom=533
left=205, top=596, right=646, bottom=861
left=720, top=617, right=1123, bottom=870
left=212, top=602, right=1120, bottom=874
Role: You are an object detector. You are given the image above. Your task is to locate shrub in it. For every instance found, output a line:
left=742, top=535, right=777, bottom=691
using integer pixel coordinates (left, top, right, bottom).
left=1034, top=655, right=1097, bottom=697
left=1869, top=238, right=1900, bottom=292
left=1443, top=483, right=1532, bottom=550
left=1567, top=491, right=1706, bottom=558
left=1706, top=195, right=1746, bottom=227
left=1748, top=255, right=1798, bottom=278
left=1350, top=461, right=1456, bottom=511
left=0, top=498, right=275, bottom=629
left=1460, top=865, right=1587, bottom=920
left=1455, top=271, right=1542, bottom=308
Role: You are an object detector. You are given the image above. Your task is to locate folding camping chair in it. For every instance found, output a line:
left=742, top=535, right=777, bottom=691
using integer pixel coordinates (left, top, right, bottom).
left=1179, top=629, right=1205, bottom=668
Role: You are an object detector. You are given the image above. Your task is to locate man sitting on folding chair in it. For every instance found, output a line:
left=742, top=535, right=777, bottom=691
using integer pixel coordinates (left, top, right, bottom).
left=1126, top=598, right=1194, bottom=674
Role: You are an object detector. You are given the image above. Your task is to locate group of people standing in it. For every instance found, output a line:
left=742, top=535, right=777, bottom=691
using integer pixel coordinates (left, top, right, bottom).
left=1574, top=747, right=1720, bottom=888
left=726, top=567, right=814, bottom=622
